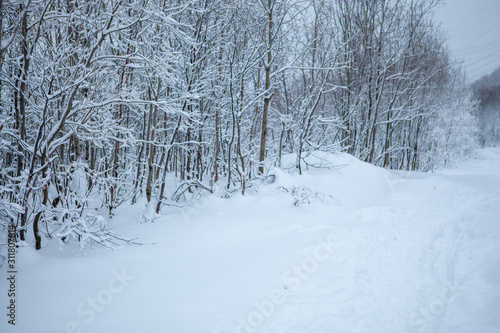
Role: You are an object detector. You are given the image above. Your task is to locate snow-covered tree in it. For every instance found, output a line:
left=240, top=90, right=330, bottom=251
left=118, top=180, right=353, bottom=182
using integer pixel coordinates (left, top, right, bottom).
left=0, top=0, right=479, bottom=250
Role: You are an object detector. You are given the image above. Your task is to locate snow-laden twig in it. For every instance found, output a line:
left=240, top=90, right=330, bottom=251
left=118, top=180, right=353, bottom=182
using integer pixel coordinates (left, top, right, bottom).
left=277, top=185, right=341, bottom=206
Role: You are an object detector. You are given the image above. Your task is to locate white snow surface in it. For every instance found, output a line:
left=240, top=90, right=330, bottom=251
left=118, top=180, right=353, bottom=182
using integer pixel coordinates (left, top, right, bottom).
left=2, top=149, right=500, bottom=333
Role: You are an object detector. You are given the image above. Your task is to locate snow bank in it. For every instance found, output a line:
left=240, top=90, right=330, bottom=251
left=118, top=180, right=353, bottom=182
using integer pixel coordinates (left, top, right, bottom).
left=275, top=151, right=395, bottom=209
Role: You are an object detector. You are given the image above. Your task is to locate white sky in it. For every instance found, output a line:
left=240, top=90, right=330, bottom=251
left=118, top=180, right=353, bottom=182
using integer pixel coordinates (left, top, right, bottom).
left=434, top=0, right=500, bottom=81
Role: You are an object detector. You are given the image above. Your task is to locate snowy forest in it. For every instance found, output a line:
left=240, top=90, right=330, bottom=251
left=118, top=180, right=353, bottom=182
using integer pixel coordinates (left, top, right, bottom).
left=472, top=66, right=500, bottom=147
left=0, top=0, right=480, bottom=250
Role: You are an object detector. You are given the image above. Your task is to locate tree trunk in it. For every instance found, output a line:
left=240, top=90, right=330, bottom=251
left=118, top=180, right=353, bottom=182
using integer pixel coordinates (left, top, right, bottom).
left=259, top=0, right=273, bottom=175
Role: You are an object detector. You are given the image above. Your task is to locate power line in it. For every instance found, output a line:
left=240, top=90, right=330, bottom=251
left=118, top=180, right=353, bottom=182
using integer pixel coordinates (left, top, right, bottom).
left=469, top=57, right=500, bottom=74
left=467, top=47, right=500, bottom=68
left=456, top=43, right=500, bottom=57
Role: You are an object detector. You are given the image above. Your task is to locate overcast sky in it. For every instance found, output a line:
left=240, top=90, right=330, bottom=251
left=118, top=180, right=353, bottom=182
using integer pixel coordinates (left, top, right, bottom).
left=434, top=0, right=500, bottom=82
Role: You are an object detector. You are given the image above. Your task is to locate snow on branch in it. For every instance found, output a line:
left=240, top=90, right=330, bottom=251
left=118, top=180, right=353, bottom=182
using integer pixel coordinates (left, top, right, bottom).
left=277, top=185, right=341, bottom=207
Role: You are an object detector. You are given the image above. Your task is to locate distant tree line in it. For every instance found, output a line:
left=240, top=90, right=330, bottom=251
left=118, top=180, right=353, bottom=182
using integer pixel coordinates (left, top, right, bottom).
left=472, top=66, right=500, bottom=146
left=0, top=0, right=478, bottom=249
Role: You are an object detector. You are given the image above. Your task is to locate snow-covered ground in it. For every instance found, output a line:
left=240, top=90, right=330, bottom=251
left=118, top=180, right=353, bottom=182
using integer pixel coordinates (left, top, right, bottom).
left=2, top=149, right=500, bottom=333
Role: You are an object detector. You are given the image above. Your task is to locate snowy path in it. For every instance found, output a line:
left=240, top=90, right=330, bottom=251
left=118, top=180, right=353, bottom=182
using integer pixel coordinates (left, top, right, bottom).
left=1, top=149, right=500, bottom=333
